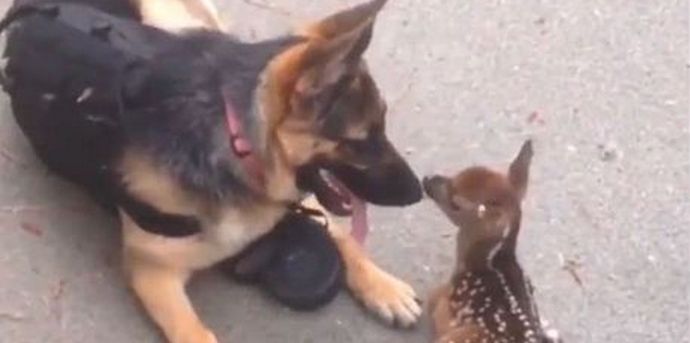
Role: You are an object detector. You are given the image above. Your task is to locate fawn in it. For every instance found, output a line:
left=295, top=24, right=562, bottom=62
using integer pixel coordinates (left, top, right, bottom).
left=423, top=140, right=561, bottom=343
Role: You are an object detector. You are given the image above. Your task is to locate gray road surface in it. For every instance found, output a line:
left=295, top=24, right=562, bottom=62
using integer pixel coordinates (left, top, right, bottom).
left=0, top=0, right=688, bottom=342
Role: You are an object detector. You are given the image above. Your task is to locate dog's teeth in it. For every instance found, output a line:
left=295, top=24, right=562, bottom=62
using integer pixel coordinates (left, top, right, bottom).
left=320, top=170, right=339, bottom=191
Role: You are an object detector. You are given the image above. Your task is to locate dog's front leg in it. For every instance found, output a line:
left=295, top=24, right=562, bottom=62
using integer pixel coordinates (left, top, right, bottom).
left=121, top=213, right=218, bottom=343
left=125, top=256, right=217, bottom=343
left=301, top=196, right=422, bottom=327
left=331, top=224, right=422, bottom=327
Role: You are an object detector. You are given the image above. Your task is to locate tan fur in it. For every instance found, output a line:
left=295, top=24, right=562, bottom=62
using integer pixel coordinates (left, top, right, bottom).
left=337, top=74, right=377, bottom=140
left=253, top=42, right=340, bottom=172
left=257, top=43, right=360, bottom=171
left=118, top=150, right=289, bottom=269
left=130, top=0, right=224, bottom=32
left=124, top=235, right=217, bottom=343
left=119, top=150, right=203, bottom=217
left=181, top=0, right=225, bottom=30
left=260, top=72, right=382, bottom=172
left=119, top=149, right=289, bottom=343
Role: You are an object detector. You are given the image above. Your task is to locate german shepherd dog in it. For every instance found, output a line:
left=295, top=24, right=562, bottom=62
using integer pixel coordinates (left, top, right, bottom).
left=0, top=0, right=423, bottom=342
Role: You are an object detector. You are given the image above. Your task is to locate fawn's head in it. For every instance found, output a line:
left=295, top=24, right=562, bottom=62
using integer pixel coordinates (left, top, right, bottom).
left=423, top=140, right=533, bottom=253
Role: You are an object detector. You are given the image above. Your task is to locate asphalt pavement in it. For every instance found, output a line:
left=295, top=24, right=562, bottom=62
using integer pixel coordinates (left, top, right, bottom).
left=0, top=0, right=688, bottom=342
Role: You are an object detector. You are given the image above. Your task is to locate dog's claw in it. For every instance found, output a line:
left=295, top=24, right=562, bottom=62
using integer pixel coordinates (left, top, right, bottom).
left=348, top=260, right=422, bottom=328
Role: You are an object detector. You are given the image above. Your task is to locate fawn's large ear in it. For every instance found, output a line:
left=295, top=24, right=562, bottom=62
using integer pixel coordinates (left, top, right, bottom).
left=508, top=140, right=534, bottom=200
left=291, top=0, right=385, bottom=107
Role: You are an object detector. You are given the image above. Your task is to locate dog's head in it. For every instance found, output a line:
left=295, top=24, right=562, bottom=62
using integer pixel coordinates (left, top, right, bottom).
left=261, top=0, right=422, bottom=215
left=422, top=140, right=533, bottom=240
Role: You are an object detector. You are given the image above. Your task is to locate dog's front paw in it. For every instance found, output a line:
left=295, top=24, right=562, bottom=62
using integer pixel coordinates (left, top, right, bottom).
left=347, top=259, right=422, bottom=328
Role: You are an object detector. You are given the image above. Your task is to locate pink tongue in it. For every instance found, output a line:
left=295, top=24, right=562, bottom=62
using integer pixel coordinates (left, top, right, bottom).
left=350, top=196, right=369, bottom=244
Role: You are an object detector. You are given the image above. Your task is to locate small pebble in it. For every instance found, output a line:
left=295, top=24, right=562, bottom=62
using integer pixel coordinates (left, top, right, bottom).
left=597, top=142, right=621, bottom=162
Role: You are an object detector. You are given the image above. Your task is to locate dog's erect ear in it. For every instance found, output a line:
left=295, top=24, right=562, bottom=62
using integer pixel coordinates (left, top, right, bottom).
left=293, top=0, right=385, bottom=102
left=303, top=0, right=387, bottom=40
left=508, top=140, right=534, bottom=200
left=295, top=25, right=372, bottom=98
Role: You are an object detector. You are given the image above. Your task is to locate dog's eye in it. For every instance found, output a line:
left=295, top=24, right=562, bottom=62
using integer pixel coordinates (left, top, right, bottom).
left=341, top=138, right=371, bottom=155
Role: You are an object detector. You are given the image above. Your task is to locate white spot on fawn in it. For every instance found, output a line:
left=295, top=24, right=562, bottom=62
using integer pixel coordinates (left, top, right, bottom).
left=477, top=203, right=487, bottom=218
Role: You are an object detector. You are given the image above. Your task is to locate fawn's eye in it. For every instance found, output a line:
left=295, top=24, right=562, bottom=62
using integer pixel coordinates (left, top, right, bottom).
left=486, top=199, right=502, bottom=207
left=448, top=199, right=460, bottom=211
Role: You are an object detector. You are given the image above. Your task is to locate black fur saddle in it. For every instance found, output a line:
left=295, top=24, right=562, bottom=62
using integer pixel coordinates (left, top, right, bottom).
left=0, top=1, right=343, bottom=310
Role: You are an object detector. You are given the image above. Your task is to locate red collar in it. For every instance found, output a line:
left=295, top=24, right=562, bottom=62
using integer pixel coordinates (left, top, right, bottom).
left=222, top=88, right=265, bottom=192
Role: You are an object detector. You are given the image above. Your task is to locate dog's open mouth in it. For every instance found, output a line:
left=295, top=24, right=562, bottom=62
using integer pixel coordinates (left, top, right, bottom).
left=306, top=169, right=369, bottom=243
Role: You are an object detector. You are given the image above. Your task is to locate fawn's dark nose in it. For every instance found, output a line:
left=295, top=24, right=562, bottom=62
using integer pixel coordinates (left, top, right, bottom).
left=422, top=175, right=446, bottom=199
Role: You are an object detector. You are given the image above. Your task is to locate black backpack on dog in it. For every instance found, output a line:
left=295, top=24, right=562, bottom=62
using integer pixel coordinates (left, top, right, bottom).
left=1, top=2, right=169, bottom=204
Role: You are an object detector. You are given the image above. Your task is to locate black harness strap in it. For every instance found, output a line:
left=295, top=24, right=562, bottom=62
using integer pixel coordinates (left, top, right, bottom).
left=116, top=190, right=202, bottom=237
